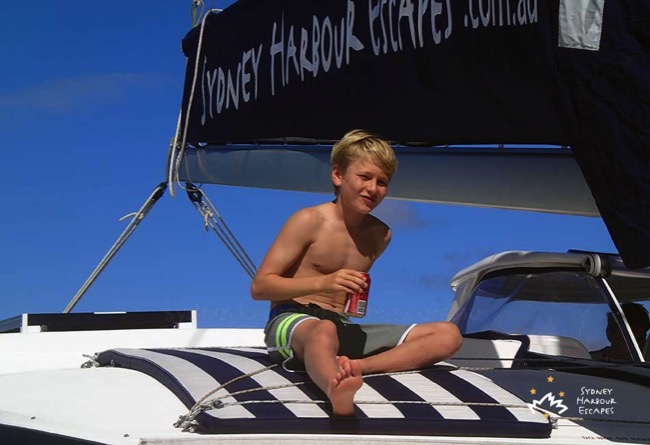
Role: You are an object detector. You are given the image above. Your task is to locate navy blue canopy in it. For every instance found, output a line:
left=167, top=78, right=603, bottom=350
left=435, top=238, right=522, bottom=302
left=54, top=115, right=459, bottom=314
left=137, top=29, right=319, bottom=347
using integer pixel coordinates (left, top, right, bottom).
left=179, top=0, right=650, bottom=268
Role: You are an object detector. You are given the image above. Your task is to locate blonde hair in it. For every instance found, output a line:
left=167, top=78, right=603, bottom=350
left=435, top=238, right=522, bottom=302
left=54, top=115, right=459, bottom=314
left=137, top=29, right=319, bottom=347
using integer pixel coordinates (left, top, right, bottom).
left=330, top=129, right=397, bottom=195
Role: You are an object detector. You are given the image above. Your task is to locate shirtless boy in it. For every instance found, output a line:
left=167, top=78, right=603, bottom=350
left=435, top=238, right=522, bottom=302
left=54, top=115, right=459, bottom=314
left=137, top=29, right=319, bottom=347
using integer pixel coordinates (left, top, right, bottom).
left=251, top=129, right=462, bottom=416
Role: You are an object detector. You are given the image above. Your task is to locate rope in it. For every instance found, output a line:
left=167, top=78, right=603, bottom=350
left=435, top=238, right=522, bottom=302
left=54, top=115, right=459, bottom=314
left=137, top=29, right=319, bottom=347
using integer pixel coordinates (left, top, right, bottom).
left=192, top=363, right=278, bottom=410
left=170, top=9, right=219, bottom=195
left=175, top=362, right=278, bottom=429
left=545, top=416, right=650, bottom=426
left=444, top=356, right=650, bottom=372
left=175, top=357, right=650, bottom=432
left=160, top=12, right=252, bottom=274
left=213, top=398, right=532, bottom=410
left=186, top=183, right=257, bottom=279
left=166, top=114, right=184, bottom=199
left=164, top=7, right=258, bottom=279
left=167, top=1, right=211, bottom=198
left=176, top=364, right=511, bottom=428
left=191, top=0, right=205, bottom=27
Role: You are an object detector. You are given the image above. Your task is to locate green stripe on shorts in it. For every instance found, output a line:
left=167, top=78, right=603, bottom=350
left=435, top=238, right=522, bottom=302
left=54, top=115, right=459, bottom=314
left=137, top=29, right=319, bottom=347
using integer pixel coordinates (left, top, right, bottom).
left=275, top=313, right=304, bottom=359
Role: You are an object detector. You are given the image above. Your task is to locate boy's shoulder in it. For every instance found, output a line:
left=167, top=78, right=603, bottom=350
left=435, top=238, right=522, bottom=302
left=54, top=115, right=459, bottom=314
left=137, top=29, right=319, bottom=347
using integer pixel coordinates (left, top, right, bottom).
left=288, top=203, right=329, bottom=227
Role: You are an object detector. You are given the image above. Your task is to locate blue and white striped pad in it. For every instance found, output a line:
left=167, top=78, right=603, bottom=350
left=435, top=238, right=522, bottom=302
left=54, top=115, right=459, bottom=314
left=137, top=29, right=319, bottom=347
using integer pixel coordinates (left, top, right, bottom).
left=96, top=347, right=551, bottom=438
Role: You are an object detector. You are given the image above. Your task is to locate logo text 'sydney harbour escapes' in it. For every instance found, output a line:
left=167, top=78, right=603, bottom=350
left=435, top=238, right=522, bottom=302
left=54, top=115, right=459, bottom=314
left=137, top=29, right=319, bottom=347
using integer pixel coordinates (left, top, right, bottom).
left=199, top=0, right=539, bottom=123
left=528, top=374, right=617, bottom=418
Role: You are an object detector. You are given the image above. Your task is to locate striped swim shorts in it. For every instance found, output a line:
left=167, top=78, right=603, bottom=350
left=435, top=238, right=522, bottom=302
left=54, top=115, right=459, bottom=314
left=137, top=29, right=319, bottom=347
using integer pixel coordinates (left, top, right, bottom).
left=264, top=303, right=415, bottom=367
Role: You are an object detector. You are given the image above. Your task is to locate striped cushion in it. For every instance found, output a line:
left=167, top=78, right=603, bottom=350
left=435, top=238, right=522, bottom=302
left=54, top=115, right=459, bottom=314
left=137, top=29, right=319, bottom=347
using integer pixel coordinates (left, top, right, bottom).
left=96, top=347, right=551, bottom=437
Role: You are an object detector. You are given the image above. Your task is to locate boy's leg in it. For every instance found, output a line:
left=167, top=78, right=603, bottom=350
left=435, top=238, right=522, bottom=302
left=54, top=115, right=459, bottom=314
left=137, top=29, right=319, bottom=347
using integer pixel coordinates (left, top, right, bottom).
left=358, top=321, right=462, bottom=375
left=291, top=318, right=363, bottom=416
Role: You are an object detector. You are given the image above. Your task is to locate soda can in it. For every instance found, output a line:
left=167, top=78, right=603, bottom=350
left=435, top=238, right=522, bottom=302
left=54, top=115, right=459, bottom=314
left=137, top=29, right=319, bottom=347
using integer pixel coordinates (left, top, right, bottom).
left=344, top=273, right=370, bottom=318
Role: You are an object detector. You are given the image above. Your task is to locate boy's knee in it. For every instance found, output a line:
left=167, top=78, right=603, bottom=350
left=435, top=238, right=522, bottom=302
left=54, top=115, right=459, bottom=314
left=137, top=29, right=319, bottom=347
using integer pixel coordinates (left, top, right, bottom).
left=451, top=325, right=463, bottom=352
left=311, top=319, right=338, bottom=338
left=441, top=322, right=463, bottom=356
left=292, top=319, right=338, bottom=356
left=296, top=319, right=337, bottom=345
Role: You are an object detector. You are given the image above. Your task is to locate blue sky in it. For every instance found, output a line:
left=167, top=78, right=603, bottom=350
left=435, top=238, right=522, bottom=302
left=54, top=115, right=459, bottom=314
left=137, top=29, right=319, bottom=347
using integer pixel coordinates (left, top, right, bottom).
left=0, top=1, right=617, bottom=328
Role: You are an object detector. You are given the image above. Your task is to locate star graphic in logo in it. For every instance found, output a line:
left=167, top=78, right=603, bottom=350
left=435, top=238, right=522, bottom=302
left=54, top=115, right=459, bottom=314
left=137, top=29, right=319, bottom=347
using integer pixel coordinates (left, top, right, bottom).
left=527, top=374, right=569, bottom=417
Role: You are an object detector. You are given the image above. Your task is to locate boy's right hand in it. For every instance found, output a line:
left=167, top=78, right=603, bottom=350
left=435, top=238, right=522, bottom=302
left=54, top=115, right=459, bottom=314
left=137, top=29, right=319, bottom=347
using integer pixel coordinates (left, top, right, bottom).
left=320, top=269, right=368, bottom=295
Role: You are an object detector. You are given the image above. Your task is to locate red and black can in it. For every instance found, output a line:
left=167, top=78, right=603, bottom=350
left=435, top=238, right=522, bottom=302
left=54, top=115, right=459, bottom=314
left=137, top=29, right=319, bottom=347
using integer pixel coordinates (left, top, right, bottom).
left=344, top=273, right=370, bottom=318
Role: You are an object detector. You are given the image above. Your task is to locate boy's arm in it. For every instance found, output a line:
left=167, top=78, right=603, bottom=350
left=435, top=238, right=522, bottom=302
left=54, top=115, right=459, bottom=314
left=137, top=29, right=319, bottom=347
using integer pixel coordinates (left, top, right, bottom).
left=250, top=208, right=367, bottom=301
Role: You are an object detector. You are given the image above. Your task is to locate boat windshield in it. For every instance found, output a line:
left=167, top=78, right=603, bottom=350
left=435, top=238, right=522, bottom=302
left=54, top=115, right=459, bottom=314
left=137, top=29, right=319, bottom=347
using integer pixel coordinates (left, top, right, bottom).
left=451, top=270, right=650, bottom=362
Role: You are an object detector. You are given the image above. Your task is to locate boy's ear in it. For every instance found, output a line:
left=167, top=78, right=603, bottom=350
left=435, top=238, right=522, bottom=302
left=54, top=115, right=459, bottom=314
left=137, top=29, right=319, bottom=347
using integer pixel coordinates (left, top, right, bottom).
left=331, top=165, right=343, bottom=187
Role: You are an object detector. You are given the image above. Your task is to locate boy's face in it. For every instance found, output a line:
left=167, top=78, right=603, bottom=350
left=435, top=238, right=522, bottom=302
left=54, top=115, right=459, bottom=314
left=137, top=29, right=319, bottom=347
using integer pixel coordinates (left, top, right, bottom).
left=332, top=157, right=390, bottom=213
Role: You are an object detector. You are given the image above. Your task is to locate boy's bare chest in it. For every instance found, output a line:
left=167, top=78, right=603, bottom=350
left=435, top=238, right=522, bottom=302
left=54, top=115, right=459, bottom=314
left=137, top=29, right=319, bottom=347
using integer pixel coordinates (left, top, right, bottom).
left=304, top=227, right=377, bottom=273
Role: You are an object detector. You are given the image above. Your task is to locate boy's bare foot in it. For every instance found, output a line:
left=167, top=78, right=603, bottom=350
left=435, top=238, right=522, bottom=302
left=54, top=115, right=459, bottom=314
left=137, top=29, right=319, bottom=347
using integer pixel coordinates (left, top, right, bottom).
left=329, top=357, right=363, bottom=416
left=337, top=355, right=352, bottom=377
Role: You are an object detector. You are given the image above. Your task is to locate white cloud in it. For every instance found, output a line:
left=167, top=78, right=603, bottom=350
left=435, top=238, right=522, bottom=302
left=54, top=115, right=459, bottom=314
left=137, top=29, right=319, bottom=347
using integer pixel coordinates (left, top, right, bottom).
left=417, top=247, right=495, bottom=291
left=0, top=73, right=166, bottom=113
left=373, top=200, right=430, bottom=230
left=441, top=247, right=495, bottom=269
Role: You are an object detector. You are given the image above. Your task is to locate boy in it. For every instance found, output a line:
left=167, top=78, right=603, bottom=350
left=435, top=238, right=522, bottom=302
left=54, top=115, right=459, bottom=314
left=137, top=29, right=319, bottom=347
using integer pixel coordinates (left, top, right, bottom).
left=251, top=129, right=462, bottom=416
